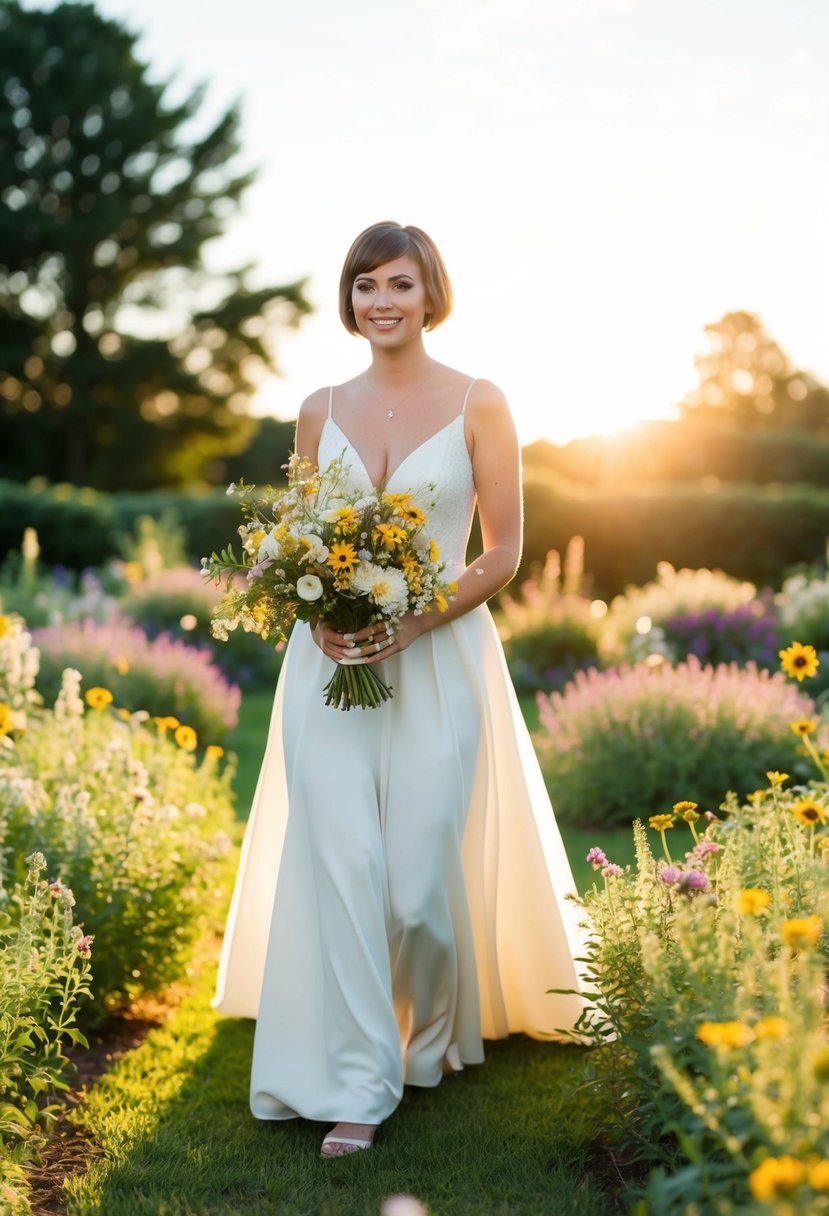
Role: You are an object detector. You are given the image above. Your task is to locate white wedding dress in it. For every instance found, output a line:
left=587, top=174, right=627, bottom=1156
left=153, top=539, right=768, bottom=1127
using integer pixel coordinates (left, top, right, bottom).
left=214, top=381, right=588, bottom=1124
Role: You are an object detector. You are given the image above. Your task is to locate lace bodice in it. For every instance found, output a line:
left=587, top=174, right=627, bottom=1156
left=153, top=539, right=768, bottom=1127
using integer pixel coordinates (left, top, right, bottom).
left=317, top=409, right=477, bottom=580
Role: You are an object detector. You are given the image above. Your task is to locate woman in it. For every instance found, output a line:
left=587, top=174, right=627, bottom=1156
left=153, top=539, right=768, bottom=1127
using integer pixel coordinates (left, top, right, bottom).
left=214, top=221, right=587, bottom=1157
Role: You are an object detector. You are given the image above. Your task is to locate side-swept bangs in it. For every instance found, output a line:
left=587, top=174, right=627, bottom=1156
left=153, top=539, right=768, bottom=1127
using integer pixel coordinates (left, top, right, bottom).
left=338, top=221, right=453, bottom=334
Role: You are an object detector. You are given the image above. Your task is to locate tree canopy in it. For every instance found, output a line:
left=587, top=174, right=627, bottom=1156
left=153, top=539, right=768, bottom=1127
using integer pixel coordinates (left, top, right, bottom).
left=0, top=0, right=310, bottom=489
left=681, top=311, right=828, bottom=433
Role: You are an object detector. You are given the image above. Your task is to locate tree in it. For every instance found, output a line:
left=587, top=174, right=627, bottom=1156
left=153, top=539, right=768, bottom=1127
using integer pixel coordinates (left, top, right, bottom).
left=681, top=311, right=829, bottom=433
left=0, top=0, right=310, bottom=489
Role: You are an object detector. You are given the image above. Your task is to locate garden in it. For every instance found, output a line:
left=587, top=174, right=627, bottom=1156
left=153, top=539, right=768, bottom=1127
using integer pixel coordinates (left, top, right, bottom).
left=1, top=512, right=828, bottom=1214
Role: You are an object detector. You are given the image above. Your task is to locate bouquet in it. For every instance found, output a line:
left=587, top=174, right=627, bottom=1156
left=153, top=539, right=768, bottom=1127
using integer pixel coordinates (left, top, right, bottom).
left=201, top=454, right=457, bottom=710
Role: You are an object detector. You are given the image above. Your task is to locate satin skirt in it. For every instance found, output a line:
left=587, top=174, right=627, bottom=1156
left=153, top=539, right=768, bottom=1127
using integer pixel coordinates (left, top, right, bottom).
left=214, top=606, right=588, bottom=1123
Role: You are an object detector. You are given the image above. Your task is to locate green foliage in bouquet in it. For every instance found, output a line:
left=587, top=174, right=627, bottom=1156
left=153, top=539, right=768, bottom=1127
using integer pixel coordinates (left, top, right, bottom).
left=0, top=853, right=93, bottom=1210
left=203, top=456, right=457, bottom=709
left=569, top=649, right=829, bottom=1214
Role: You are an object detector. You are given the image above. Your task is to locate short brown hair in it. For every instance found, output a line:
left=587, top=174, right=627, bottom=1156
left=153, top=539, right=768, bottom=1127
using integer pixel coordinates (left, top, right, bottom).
left=338, top=221, right=453, bottom=335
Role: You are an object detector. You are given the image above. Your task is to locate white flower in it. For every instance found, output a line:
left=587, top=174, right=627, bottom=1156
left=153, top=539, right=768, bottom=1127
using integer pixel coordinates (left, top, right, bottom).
left=297, top=575, right=324, bottom=602
left=258, top=531, right=281, bottom=560
left=352, top=562, right=409, bottom=613
left=226, top=482, right=236, bottom=495
left=318, top=508, right=340, bottom=524
left=300, top=534, right=329, bottom=564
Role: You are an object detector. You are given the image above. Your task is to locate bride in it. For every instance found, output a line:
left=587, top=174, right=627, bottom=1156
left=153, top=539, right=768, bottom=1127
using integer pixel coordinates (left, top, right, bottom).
left=214, top=221, right=587, bottom=1157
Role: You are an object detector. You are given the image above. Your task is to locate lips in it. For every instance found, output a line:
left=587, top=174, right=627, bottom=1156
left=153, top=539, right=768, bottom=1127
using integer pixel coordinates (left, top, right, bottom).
left=370, top=318, right=402, bottom=329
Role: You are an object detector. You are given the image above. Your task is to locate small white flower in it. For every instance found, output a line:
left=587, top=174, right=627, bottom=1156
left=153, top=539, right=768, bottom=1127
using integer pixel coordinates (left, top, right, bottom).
left=297, top=574, right=324, bottom=602
left=226, top=482, right=236, bottom=496
left=300, top=534, right=329, bottom=564
left=258, top=532, right=281, bottom=560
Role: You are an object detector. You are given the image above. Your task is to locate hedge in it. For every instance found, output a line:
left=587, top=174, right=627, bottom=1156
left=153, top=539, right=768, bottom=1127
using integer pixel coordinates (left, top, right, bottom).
left=4, top=475, right=829, bottom=597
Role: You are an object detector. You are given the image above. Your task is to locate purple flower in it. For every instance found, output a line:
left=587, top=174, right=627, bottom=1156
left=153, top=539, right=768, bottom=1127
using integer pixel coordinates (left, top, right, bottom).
left=659, top=866, right=682, bottom=885
left=602, top=863, right=623, bottom=878
left=586, top=847, right=608, bottom=870
left=680, top=870, right=709, bottom=891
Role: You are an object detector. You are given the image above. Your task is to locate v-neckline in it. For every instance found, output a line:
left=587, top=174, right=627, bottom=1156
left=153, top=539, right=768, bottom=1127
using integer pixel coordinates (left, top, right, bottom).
left=323, top=414, right=464, bottom=492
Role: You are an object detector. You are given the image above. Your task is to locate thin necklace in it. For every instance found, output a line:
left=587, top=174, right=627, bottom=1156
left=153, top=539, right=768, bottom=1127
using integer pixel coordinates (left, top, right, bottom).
left=364, top=366, right=437, bottom=418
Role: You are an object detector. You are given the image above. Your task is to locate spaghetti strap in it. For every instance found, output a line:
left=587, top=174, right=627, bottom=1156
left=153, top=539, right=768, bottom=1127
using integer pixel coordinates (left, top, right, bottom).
left=461, top=378, right=477, bottom=414
left=327, top=386, right=334, bottom=419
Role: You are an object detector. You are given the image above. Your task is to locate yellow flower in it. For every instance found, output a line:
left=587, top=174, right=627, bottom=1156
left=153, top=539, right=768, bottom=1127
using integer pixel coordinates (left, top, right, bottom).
left=121, top=560, right=143, bottom=584
left=116, top=707, right=132, bottom=722
left=791, top=717, right=818, bottom=737
left=812, top=1047, right=829, bottom=1083
left=754, top=1016, right=787, bottom=1040
left=791, top=798, right=827, bottom=828
left=85, top=687, right=114, bottom=710
left=749, top=1156, right=805, bottom=1202
left=747, top=789, right=767, bottom=805
left=648, top=814, right=675, bottom=832
left=428, top=538, right=440, bottom=563
left=673, top=800, right=699, bottom=822
left=766, top=771, right=790, bottom=787
left=434, top=591, right=449, bottom=613
left=373, top=523, right=407, bottom=550
left=153, top=715, right=180, bottom=732
left=779, top=641, right=820, bottom=681
left=333, top=506, right=359, bottom=533
left=397, top=502, right=427, bottom=527
left=781, top=915, right=823, bottom=949
left=401, top=552, right=423, bottom=586
left=114, top=655, right=129, bottom=675
left=205, top=744, right=224, bottom=761
left=326, top=541, right=358, bottom=572
left=809, top=1160, right=829, bottom=1192
left=738, top=888, right=771, bottom=916
left=174, top=724, right=198, bottom=751
left=0, top=703, right=11, bottom=737
left=0, top=615, right=10, bottom=639
left=697, top=1020, right=754, bottom=1048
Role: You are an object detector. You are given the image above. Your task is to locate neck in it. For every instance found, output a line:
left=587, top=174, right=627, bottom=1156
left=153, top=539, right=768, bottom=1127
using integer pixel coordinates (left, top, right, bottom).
left=367, top=340, right=432, bottom=386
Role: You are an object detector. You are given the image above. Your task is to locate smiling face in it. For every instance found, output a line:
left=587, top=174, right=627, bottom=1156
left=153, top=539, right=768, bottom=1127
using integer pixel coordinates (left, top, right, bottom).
left=350, top=256, right=432, bottom=347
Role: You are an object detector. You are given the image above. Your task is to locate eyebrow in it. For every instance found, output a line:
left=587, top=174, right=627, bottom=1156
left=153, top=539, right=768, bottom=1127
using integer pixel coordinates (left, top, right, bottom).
left=354, top=273, right=415, bottom=283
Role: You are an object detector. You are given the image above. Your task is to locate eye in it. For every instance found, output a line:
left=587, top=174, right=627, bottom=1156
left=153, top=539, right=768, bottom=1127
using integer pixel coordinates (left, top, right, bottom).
left=354, top=281, right=374, bottom=293
left=393, top=281, right=414, bottom=291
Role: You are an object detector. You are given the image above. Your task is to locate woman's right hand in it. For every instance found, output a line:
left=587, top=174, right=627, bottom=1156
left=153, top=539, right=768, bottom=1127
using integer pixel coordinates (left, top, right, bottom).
left=311, top=620, right=396, bottom=664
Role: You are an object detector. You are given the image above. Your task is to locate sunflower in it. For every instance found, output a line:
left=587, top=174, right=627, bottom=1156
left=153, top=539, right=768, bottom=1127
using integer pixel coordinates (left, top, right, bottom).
left=326, top=541, right=359, bottom=572
left=791, top=798, right=826, bottom=827
left=779, top=641, right=820, bottom=681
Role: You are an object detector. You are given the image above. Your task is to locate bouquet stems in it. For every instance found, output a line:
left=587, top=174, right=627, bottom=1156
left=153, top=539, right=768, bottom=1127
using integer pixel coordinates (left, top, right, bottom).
left=323, top=661, right=393, bottom=710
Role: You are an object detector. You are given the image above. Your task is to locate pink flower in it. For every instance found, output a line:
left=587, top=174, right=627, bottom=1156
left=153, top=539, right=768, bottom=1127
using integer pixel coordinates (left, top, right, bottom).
left=659, top=866, right=682, bottom=885
left=693, top=841, right=720, bottom=858
left=76, top=935, right=93, bottom=958
left=680, top=870, right=709, bottom=891
left=586, top=847, right=608, bottom=870
left=602, top=863, right=623, bottom=878
left=49, top=880, right=64, bottom=898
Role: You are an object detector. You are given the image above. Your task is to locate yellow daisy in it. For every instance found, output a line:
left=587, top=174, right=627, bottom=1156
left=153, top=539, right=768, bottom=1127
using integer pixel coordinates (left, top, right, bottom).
left=174, top=724, right=198, bottom=751
left=791, top=798, right=826, bottom=828
left=779, top=641, right=820, bottom=681
left=326, top=541, right=358, bottom=572
left=790, top=717, right=818, bottom=737
left=738, top=888, right=771, bottom=916
left=648, top=814, right=675, bottom=832
left=85, top=687, right=114, bottom=710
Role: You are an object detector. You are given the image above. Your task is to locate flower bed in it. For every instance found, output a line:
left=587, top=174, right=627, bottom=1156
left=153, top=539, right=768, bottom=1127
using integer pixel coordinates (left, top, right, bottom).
left=535, top=656, right=813, bottom=826
left=33, top=618, right=240, bottom=741
left=572, top=649, right=829, bottom=1213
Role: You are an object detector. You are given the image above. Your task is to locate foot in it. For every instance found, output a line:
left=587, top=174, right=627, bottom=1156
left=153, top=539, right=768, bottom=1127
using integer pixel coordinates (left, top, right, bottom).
left=320, top=1121, right=376, bottom=1158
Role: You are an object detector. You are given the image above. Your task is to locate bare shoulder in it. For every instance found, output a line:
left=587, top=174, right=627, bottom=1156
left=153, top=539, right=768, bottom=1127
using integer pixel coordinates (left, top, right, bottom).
left=465, top=378, right=515, bottom=437
left=297, top=385, right=331, bottom=424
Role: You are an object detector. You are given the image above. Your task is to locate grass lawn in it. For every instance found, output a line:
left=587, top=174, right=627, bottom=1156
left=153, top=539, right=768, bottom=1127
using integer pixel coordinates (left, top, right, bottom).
left=61, top=680, right=629, bottom=1214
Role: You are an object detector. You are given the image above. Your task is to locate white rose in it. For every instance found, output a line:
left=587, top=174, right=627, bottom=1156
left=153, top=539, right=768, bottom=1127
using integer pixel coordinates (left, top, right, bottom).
left=300, top=534, right=329, bottom=564
left=258, top=532, right=281, bottom=560
left=297, top=574, right=324, bottom=602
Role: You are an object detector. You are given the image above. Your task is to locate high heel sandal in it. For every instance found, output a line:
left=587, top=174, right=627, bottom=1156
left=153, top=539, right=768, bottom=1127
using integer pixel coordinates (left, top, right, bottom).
left=320, top=1126, right=376, bottom=1157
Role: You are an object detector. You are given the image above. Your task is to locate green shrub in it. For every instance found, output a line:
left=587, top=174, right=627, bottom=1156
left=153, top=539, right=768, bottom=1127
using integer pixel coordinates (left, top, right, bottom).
left=535, top=657, right=813, bottom=827
left=497, top=544, right=599, bottom=691
left=1, top=617, right=237, bottom=1021
left=0, top=853, right=93, bottom=1210
left=573, top=768, right=829, bottom=1214
left=33, top=618, right=240, bottom=741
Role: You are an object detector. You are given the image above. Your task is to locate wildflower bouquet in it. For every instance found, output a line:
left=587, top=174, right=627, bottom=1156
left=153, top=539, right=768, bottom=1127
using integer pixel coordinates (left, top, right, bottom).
left=201, top=455, right=456, bottom=710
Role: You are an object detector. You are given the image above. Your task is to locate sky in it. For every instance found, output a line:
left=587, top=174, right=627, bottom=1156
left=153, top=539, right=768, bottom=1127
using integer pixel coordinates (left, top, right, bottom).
left=28, top=0, right=829, bottom=443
